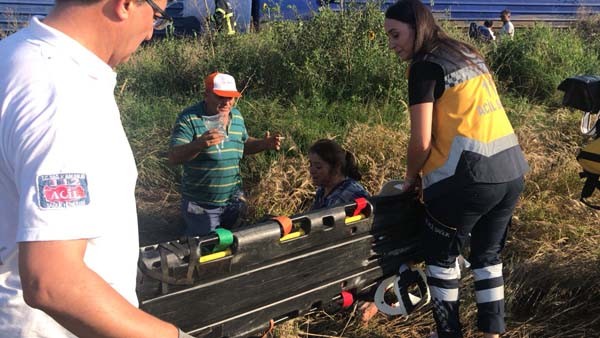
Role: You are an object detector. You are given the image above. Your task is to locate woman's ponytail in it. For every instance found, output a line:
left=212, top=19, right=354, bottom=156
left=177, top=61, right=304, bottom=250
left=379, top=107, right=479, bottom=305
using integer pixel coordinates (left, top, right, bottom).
left=344, top=151, right=362, bottom=181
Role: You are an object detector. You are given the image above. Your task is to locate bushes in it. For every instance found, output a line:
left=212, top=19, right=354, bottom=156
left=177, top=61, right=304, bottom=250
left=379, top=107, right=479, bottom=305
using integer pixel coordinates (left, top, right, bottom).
left=270, top=4, right=405, bottom=101
left=118, top=10, right=600, bottom=111
left=211, top=4, right=407, bottom=102
left=115, top=8, right=600, bottom=174
left=487, top=24, right=600, bottom=104
left=118, top=4, right=406, bottom=103
left=115, top=8, right=600, bottom=199
left=115, top=6, right=600, bottom=195
left=575, top=14, right=600, bottom=59
left=116, top=4, right=411, bottom=181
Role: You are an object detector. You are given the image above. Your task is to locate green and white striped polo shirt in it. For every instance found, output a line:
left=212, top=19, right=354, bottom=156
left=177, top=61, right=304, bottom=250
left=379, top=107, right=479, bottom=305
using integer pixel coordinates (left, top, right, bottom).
left=170, top=102, right=248, bottom=206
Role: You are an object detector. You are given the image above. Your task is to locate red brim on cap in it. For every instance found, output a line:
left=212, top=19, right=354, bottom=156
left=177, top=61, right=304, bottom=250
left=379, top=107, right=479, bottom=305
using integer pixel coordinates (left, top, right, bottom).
left=214, top=89, right=242, bottom=98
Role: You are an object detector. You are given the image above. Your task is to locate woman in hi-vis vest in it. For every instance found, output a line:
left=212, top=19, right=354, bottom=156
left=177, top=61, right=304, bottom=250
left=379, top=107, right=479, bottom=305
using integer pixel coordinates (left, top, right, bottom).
left=383, top=1, right=529, bottom=337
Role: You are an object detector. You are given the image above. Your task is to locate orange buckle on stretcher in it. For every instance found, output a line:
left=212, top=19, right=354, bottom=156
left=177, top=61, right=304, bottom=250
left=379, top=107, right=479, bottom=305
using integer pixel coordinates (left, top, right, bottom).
left=272, top=216, right=293, bottom=237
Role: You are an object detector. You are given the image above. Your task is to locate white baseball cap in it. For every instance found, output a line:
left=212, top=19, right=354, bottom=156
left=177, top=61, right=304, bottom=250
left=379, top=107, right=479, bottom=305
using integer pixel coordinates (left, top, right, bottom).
left=204, top=72, right=242, bottom=98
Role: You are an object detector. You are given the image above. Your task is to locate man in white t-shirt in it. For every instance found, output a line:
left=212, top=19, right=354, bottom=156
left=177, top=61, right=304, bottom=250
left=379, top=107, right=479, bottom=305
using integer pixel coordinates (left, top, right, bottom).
left=500, top=9, right=515, bottom=40
left=0, top=1, right=192, bottom=337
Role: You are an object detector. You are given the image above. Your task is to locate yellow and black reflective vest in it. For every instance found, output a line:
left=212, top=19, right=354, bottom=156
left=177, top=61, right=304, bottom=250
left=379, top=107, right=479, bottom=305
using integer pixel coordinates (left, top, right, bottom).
left=415, top=45, right=528, bottom=201
left=213, top=0, right=236, bottom=35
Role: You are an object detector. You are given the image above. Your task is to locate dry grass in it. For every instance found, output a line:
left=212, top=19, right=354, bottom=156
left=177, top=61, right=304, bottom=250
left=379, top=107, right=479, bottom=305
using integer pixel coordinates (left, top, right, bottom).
left=134, top=105, right=600, bottom=337
left=264, top=111, right=598, bottom=337
left=247, top=153, right=314, bottom=217
left=345, top=123, right=410, bottom=195
left=245, top=123, right=410, bottom=219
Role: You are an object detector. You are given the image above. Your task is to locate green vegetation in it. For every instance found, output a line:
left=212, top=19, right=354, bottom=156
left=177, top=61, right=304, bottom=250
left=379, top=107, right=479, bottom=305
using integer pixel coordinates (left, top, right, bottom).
left=489, top=24, right=600, bottom=102
left=115, top=5, right=600, bottom=337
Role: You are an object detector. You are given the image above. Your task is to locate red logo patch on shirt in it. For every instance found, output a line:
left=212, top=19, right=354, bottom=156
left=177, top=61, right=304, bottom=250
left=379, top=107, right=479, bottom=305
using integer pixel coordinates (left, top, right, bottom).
left=37, top=173, right=90, bottom=209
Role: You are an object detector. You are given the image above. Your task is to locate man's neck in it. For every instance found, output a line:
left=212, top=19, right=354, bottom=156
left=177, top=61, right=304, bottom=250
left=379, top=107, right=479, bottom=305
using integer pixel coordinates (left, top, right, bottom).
left=43, top=3, right=118, bottom=67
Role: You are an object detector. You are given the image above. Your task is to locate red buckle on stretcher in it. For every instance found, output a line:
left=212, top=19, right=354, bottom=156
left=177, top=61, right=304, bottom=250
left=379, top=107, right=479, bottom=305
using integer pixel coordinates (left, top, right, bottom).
left=353, top=197, right=367, bottom=216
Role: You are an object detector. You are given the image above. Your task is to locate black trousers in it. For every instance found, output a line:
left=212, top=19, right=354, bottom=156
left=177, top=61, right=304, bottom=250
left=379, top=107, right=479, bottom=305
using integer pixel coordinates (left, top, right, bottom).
left=423, top=176, right=525, bottom=338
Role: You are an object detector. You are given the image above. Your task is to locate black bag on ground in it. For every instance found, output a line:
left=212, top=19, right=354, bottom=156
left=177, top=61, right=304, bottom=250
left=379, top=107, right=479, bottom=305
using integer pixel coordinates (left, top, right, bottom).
left=557, top=75, right=600, bottom=113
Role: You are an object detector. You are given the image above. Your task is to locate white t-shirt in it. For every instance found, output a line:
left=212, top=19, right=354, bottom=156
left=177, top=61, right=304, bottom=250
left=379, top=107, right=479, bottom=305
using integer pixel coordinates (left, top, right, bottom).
left=501, top=21, right=514, bottom=39
left=0, top=17, right=139, bottom=337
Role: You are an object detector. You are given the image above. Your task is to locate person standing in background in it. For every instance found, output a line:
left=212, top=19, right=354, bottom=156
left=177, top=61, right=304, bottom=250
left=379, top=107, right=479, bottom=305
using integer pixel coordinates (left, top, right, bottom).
left=213, top=0, right=236, bottom=34
left=499, top=9, right=515, bottom=40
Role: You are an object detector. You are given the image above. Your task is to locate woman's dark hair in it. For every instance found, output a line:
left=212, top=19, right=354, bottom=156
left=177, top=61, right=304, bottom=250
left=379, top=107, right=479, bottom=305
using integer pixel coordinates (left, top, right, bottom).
left=309, top=139, right=362, bottom=181
left=385, top=0, right=482, bottom=60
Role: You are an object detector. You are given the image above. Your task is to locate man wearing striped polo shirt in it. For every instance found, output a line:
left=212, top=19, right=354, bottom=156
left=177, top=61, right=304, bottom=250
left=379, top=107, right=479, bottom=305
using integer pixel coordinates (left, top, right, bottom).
left=169, top=72, right=282, bottom=236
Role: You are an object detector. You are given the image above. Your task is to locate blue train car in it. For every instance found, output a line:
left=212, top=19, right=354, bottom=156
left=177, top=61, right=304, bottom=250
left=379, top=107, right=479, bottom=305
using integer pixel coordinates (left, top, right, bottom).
left=263, top=0, right=600, bottom=27
left=0, top=0, right=255, bottom=34
left=2, top=0, right=600, bottom=36
left=427, top=0, right=600, bottom=25
left=0, top=0, right=53, bottom=34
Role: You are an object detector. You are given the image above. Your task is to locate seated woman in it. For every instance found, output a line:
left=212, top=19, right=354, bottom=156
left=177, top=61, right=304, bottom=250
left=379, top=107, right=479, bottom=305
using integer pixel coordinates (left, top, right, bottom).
left=308, top=139, right=377, bottom=322
left=308, top=139, right=369, bottom=210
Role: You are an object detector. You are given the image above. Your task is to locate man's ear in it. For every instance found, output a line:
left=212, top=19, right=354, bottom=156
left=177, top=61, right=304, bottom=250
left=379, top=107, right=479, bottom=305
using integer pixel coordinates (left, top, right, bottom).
left=113, top=0, right=133, bottom=21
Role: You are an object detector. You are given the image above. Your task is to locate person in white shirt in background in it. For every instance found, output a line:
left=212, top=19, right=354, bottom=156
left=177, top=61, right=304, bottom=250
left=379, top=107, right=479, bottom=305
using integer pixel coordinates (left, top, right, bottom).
left=500, top=9, right=515, bottom=40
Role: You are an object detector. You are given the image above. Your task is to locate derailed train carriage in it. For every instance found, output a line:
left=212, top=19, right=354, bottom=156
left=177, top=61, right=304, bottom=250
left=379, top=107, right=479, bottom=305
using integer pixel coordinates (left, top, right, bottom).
left=137, top=188, right=429, bottom=337
left=3, top=1, right=600, bottom=36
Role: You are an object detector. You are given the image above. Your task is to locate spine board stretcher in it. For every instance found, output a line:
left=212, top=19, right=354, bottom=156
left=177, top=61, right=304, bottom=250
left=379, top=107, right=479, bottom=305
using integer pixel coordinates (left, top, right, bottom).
left=137, top=190, right=425, bottom=338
